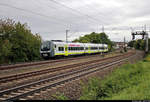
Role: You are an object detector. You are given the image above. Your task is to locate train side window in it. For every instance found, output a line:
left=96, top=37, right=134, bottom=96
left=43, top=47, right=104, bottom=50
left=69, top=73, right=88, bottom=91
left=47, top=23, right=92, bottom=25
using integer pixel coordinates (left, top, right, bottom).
left=58, top=47, right=64, bottom=51
left=82, top=47, right=84, bottom=50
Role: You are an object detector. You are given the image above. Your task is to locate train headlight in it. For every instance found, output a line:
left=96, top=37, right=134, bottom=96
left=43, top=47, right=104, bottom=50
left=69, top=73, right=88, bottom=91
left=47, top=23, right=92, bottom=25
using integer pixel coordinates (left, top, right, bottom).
left=43, top=53, right=48, bottom=57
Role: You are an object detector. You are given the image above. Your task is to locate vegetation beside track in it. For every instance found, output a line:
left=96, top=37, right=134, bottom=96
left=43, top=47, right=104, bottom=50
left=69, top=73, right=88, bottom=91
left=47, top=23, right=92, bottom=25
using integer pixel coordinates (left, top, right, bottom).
left=0, top=19, right=42, bottom=64
left=128, top=39, right=150, bottom=53
left=79, top=54, right=149, bottom=100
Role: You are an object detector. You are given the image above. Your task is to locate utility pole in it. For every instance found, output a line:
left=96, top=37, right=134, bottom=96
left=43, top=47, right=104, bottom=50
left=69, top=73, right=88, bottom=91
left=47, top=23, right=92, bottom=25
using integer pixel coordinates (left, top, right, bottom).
left=101, top=26, right=104, bottom=55
left=145, top=25, right=149, bottom=53
left=124, top=37, right=126, bottom=47
left=102, top=26, right=104, bottom=33
left=124, top=36, right=127, bottom=52
left=130, top=27, right=134, bottom=33
left=66, top=30, right=69, bottom=43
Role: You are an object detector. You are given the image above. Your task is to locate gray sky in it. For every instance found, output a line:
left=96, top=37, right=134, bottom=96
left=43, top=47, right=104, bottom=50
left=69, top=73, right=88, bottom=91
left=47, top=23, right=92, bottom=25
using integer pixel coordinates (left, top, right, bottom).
left=0, top=0, right=150, bottom=42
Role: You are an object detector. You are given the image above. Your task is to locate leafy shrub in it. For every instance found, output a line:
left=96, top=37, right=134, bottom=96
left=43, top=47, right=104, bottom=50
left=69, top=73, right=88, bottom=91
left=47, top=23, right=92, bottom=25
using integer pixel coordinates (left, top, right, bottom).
left=0, top=19, right=42, bottom=64
left=80, top=58, right=150, bottom=100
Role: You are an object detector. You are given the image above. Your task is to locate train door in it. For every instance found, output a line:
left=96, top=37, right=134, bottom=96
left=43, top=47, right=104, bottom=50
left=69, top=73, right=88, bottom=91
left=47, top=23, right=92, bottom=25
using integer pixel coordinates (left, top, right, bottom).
left=65, top=44, right=68, bottom=56
left=88, top=45, right=91, bottom=54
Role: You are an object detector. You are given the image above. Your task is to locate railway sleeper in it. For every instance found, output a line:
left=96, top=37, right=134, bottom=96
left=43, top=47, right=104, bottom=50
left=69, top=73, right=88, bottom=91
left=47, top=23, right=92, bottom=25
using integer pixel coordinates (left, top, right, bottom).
left=33, top=93, right=40, bottom=96
left=0, top=98, right=6, bottom=100
left=18, top=90, right=28, bottom=93
left=29, top=87, right=37, bottom=90
left=10, top=92, right=21, bottom=95
left=3, top=94, right=14, bottom=98
left=27, top=95, right=34, bottom=98
left=19, top=98, right=26, bottom=100
left=24, top=88, right=33, bottom=91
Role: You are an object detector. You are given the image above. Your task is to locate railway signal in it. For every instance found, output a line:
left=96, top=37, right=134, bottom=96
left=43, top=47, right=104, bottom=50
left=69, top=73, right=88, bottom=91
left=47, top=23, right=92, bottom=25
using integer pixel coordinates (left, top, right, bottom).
left=131, top=29, right=149, bottom=53
left=132, top=31, right=146, bottom=40
left=132, top=33, right=135, bottom=40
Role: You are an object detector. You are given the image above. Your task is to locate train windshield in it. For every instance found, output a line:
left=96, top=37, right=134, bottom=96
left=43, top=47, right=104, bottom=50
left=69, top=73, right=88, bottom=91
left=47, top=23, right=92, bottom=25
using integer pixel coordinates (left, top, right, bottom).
left=41, top=41, right=51, bottom=51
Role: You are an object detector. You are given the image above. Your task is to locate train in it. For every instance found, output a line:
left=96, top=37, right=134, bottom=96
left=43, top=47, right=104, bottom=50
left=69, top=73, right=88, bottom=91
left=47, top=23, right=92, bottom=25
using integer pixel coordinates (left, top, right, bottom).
left=40, top=40, right=109, bottom=58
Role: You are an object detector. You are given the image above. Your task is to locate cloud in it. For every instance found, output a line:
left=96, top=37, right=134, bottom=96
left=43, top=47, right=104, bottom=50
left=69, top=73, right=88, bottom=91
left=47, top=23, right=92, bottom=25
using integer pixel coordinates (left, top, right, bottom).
left=0, top=0, right=149, bottom=42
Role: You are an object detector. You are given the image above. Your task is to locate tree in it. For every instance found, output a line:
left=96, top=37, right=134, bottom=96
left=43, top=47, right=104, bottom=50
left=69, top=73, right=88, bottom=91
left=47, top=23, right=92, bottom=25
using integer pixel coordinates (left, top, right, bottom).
left=128, top=40, right=135, bottom=47
left=73, top=32, right=114, bottom=51
left=128, top=39, right=150, bottom=52
left=0, top=18, right=42, bottom=64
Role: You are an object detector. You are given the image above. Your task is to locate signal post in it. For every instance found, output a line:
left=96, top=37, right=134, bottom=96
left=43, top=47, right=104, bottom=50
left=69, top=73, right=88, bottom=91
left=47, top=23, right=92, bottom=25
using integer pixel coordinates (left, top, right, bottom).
left=132, top=31, right=149, bottom=53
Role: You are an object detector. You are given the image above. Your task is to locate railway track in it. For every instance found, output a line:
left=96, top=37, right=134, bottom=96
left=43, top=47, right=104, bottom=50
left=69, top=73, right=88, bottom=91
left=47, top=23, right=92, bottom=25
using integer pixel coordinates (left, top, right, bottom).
left=0, top=51, right=136, bottom=101
left=0, top=53, right=109, bottom=71
left=0, top=52, right=134, bottom=83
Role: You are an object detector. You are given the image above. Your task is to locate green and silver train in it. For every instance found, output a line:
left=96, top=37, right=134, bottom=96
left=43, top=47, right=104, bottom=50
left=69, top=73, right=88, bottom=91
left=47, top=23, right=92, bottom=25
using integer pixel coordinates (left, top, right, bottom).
left=40, top=40, right=108, bottom=58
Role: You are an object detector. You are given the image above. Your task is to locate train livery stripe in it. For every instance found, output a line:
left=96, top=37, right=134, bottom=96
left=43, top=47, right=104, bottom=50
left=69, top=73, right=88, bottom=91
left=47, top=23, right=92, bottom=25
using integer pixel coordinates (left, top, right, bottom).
left=55, top=49, right=108, bottom=56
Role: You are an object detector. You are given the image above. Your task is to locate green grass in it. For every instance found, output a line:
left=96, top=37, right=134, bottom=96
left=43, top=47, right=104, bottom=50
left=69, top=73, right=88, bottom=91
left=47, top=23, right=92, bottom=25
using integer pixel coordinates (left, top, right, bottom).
left=80, top=55, right=150, bottom=100
left=52, top=92, right=69, bottom=100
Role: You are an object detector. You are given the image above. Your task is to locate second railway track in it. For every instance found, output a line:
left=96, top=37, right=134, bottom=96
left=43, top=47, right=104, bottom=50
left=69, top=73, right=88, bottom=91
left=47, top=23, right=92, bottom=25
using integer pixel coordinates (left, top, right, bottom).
left=0, top=51, right=136, bottom=101
left=0, top=51, right=134, bottom=83
left=0, top=53, right=110, bottom=71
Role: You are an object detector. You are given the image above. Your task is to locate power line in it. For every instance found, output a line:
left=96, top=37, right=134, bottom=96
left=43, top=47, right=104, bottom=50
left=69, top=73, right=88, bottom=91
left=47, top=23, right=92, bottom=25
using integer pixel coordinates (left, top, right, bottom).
left=45, top=0, right=98, bottom=26
left=34, top=0, right=104, bottom=29
left=0, top=2, right=101, bottom=33
left=36, top=0, right=94, bottom=26
left=48, top=0, right=107, bottom=32
left=48, top=0, right=100, bottom=24
left=1, top=2, right=147, bottom=37
left=0, top=2, right=115, bottom=33
left=78, top=0, right=107, bottom=20
left=0, top=3, right=74, bottom=26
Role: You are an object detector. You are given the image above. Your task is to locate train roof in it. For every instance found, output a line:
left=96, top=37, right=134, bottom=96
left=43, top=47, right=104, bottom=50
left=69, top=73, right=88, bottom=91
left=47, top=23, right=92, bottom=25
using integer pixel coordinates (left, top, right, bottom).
left=47, top=40, right=108, bottom=46
left=52, top=41, right=82, bottom=44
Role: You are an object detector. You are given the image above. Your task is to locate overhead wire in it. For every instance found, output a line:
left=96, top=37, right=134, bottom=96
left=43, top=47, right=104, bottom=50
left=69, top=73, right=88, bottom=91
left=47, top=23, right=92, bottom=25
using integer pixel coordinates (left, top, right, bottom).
left=0, top=1, right=146, bottom=40
left=0, top=1, right=117, bottom=35
left=0, top=3, right=75, bottom=27
left=35, top=0, right=94, bottom=28
left=26, top=1, right=99, bottom=34
left=48, top=0, right=100, bottom=24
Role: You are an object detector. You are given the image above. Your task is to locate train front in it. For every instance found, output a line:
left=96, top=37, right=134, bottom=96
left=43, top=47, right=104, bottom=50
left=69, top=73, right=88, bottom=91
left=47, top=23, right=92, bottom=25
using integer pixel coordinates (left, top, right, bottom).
left=40, top=41, right=54, bottom=58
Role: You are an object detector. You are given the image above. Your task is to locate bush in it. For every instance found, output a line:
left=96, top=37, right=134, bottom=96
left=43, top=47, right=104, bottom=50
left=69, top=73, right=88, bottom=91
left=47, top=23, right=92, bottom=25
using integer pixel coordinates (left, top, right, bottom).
left=0, top=19, right=42, bottom=64
left=80, top=78, right=101, bottom=100
left=80, top=55, right=150, bottom=100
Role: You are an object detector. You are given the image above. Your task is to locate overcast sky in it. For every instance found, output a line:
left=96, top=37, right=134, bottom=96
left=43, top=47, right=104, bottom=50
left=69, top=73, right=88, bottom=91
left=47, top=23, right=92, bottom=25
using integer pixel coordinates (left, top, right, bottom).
left=0, top=0, right=150, bottom=42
